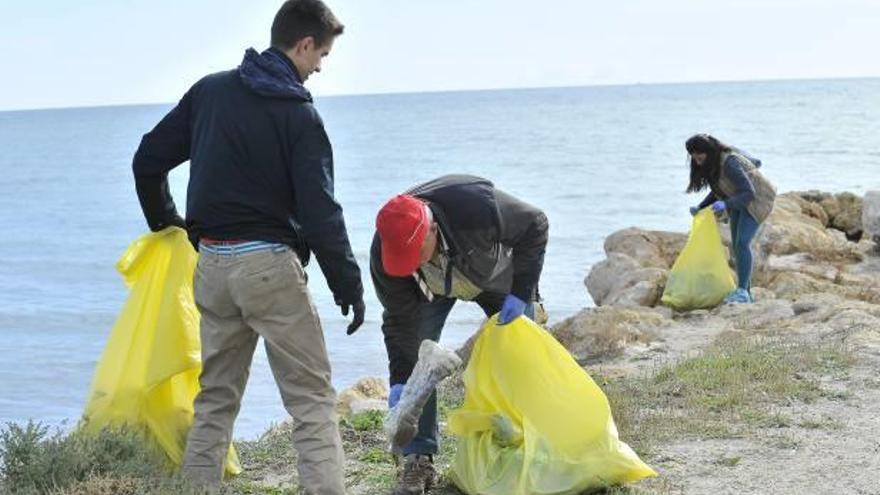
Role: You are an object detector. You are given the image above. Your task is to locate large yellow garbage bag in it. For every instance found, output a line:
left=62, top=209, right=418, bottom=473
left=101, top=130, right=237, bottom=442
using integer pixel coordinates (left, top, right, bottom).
left=448, top=316, right=656, bottom=495
left=82, top=228, right=241, bottom=475
left=661, top=209, right=736, bottom=311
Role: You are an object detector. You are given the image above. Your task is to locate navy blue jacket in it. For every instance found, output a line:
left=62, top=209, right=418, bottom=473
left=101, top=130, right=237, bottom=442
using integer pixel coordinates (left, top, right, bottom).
left=698, top=150, right=761, bottom=211
left=132, top=48, right=363, bottom=305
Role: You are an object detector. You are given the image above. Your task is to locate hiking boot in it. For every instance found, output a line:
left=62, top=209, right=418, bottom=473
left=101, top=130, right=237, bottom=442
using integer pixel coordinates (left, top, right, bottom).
left=724, top=288, right=752, bottom=304
left=392, top=454, right=437, bottom=495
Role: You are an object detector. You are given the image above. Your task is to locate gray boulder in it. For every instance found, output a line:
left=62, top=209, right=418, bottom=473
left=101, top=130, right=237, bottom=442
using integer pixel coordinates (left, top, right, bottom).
left=603, top=228, right=688, bottom=269
left=585, top=253, right=668, bottom=307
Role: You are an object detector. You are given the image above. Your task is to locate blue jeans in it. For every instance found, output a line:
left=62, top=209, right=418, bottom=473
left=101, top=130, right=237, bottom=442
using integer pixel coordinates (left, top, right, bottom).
left=402, top=293, right=534, bottom=456
left=729, top=208, right=760, bottom=292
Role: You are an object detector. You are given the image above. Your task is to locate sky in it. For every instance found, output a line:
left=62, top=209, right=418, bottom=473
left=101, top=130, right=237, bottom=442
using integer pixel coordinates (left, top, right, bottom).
left=1, top=0, right=879, bottom=111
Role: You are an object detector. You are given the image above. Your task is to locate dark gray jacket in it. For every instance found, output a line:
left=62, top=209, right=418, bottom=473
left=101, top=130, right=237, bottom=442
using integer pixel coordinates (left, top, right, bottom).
left=370, top=175, right=548, bottom=384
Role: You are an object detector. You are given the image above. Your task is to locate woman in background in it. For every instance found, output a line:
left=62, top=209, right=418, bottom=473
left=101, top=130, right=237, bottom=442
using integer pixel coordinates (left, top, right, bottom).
left=685, top=134, right=776, bottom=304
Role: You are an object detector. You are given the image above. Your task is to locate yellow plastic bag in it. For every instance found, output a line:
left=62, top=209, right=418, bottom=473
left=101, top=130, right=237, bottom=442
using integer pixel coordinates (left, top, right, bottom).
left=661, top=209, right=736, bottom=311
left=448, top=316, right=656, bottom=495
left=82, top=228, right=241, bottom=475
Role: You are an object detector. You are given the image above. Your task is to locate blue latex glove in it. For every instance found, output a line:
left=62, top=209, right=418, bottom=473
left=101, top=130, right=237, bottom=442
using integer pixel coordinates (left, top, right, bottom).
left=689, top=206, right=700, bottom=216
left=498, top=294, right=527, bottom=325
left=389, top=384, right=404, bottom=408
left=711, top=200, right=727, bottom=213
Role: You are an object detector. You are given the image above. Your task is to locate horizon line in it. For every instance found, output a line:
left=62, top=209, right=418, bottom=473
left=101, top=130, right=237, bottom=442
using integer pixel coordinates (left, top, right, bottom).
left=2, top=74, right=878, bottom=114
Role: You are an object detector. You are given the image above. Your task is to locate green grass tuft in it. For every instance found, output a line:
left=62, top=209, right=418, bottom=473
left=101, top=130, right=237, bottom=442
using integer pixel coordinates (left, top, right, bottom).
left=345, top=410, right=385, bottom=432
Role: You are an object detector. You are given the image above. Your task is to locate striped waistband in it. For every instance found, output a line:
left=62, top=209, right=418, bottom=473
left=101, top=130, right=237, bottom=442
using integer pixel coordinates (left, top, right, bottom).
left=199, top=240, right=288, bottom=256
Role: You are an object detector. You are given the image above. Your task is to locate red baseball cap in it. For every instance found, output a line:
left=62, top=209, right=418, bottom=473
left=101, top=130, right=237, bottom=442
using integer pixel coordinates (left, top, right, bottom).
left=376, top=194, right=430, bottom=277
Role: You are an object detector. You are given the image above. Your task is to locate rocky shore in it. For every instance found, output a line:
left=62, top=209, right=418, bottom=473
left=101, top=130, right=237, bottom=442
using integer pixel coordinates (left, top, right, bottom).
left=324, top=191, right=880, bottom=494
left=238, top=189, right=880, bottom=494
left=6, top=191, right=876, bottom=494
left=331, top=189, right=880, bottom=494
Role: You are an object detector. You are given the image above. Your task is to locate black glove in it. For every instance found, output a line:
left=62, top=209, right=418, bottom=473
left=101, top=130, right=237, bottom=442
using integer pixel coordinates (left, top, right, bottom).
left=338, top=298, right=366, bottom=335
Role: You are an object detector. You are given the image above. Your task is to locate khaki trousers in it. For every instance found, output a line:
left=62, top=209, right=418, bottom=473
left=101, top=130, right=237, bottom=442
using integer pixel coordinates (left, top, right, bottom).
left=182, top=247, right=345, bottom=494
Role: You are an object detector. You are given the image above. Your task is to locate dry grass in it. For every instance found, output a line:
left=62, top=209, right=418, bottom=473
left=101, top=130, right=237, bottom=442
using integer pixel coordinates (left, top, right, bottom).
left=0, top=423, right=195, bottom=495
left=600, top=333, right=854, bottom=458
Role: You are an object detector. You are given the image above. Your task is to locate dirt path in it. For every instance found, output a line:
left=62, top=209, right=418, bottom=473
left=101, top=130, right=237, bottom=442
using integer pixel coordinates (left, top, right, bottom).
left=595, top=295, right=880, bottom=495
left=646, top=358, right=880, bottom=495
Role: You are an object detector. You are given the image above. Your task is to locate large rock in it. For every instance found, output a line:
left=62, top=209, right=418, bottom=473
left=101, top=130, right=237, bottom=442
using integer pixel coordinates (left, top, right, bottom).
left=863, top=191, right=880, bottom=244
left=765, top=271, right=842, bottom=299
left=603, top=228, right=688, bottom=269
left=765, top=269, right=879, bottom=304
left=586, top=253, right=638, bottom=303
left=758, top=194, right=856, bottom=259
left=819, top=194, right=840, bottom=219
left=831, top=192, right=863, bottom=240
left=765, top=253, right=840, bottom=282
left=587, top=228, right=685, bottom=308
left=585, top=253, right=668, bottom=307
left=550, top=306, right=670, bottom=363
left=795, top=190, right=864, bottom=240
left=792, top=191, right=830, bottom=226
left=337, top=377, right=388, bottom=417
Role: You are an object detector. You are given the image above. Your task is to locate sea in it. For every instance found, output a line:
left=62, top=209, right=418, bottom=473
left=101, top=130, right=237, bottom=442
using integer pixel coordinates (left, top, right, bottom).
left=1, top=78, right=878, bottom=439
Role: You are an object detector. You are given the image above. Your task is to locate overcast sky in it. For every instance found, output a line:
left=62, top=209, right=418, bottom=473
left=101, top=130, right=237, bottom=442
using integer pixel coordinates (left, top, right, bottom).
left=2, top=0, right=878, bottom=111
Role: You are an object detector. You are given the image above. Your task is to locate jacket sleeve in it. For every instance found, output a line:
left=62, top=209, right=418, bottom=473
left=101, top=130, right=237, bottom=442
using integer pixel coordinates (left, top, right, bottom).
left=494, top=189, right=549, bottom=301
left=369, top=234, right=425, bottom=385
left=698, top=191, right=718, bottom=210
left=132, top=88, right=193, bottom=231
left=289, top=106, right=363, bottom=305
left=722, top=155, right=756, bottom=210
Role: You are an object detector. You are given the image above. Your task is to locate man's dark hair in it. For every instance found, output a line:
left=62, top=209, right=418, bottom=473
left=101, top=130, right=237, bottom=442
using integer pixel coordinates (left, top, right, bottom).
left=271, top=0, right=344, bottom=50
left=685, top=133, right=732, bottom=193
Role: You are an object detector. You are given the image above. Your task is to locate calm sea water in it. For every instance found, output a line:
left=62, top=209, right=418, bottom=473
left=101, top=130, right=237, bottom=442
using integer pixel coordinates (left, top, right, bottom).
left=1, top=78, right=878, bottom=439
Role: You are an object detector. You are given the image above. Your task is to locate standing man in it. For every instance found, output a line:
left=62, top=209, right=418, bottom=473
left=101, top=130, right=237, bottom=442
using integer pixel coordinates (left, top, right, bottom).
left=371, top=175, right=549, bottom=495
left=132, top=1, right=363, bottom=493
